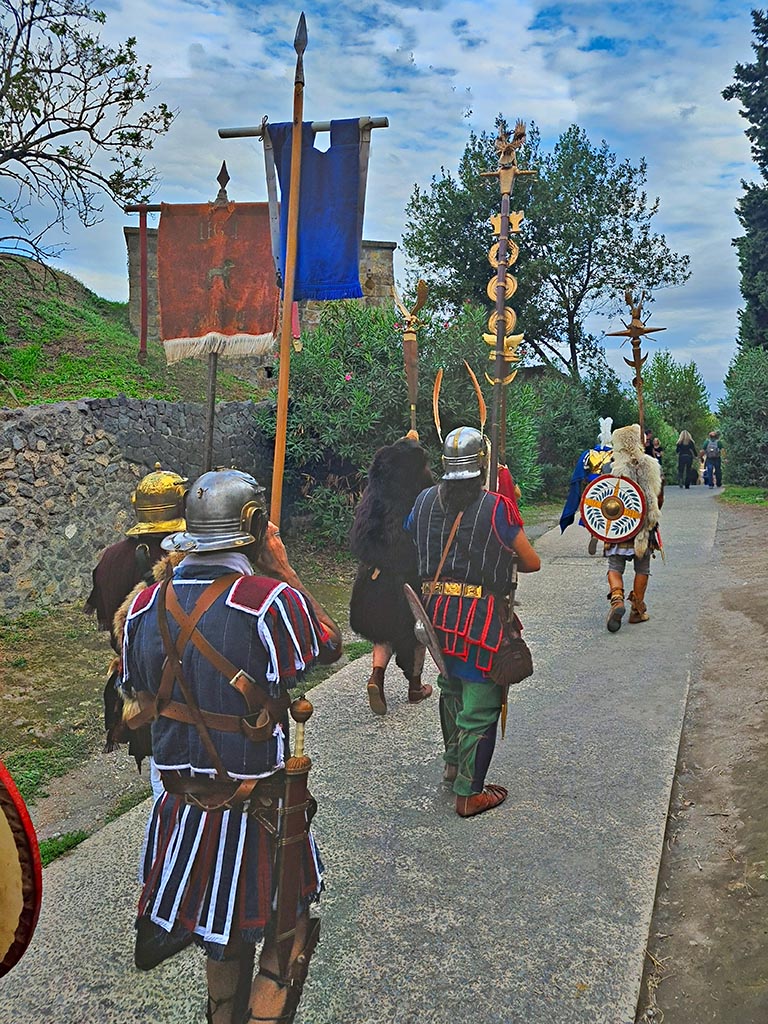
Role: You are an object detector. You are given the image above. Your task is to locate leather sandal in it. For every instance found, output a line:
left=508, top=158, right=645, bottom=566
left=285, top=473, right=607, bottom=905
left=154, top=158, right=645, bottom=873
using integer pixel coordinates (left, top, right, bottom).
left=244, top=917, right=320, bottom=1024
left=366, top=667, right=386, bottom=715
left=455, top=784, right=508, bottom=818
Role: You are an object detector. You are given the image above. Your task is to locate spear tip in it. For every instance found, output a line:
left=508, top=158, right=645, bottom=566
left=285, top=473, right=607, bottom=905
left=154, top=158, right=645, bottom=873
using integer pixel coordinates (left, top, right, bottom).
left=294, top=12, right=308, bottom=54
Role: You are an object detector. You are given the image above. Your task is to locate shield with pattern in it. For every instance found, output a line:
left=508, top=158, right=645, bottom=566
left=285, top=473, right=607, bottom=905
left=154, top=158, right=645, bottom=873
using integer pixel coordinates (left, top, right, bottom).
left=579, top=474, right=647, bottom=543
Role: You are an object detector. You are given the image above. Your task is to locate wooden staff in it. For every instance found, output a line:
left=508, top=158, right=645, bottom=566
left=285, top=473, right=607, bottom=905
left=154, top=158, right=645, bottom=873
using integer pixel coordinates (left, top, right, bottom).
left=273, top=697, right=314, bottom=976
left=271, top=13, right=308, bottom=527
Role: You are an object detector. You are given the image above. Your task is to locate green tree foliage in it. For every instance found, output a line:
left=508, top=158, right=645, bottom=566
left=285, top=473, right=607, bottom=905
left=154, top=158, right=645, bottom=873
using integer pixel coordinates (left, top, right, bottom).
left=255, top=302, right=545, bottom=540
left=0, top=0, right=174, bottom=260
left=403, top=119, right=690, bottom=381
left=723, top=9, right=768, bottom=349
left=719, top=346, right=768, bottom=486
left=643, top=350, right=713, bottom=446
left=532, top=373, right=600, bottom=496
left=582, top=360, right=638, bottom=430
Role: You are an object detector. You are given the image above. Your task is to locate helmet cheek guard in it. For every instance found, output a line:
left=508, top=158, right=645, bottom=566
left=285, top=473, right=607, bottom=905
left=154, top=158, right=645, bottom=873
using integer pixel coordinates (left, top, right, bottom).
left=241, top=499, right=268, bottom=554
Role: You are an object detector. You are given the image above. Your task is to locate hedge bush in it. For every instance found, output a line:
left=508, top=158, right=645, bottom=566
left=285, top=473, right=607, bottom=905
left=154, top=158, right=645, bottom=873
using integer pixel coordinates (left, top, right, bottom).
left=719, top=347, right=768, bottom=486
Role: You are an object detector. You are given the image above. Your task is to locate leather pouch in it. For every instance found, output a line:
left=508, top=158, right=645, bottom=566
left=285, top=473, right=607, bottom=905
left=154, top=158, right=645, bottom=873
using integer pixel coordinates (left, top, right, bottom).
left=487, top=634, right=534, bottom=687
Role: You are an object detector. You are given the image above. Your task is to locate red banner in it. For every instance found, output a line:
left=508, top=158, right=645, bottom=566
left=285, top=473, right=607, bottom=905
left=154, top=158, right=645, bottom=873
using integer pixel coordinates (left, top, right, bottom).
left=157, top=202, right=280, bottom=363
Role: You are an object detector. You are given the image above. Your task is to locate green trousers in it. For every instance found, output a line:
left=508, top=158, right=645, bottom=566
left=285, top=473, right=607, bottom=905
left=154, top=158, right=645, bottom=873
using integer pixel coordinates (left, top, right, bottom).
left=438, top=674, right=503, bottom=797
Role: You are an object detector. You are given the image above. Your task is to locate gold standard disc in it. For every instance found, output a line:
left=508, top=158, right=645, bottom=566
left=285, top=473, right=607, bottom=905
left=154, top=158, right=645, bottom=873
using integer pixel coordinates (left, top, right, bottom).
left=486, top=276, right=518, bottom=302
left=488, top=309, right=517, bottom=334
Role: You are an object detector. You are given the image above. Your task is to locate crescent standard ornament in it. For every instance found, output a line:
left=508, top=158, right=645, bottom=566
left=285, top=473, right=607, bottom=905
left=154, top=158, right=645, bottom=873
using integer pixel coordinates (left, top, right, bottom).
left=579, top=474, right=647, bottom=543
left=0, top=760, right=42, bottom=977
left=403, top=584, right=448, bottom=679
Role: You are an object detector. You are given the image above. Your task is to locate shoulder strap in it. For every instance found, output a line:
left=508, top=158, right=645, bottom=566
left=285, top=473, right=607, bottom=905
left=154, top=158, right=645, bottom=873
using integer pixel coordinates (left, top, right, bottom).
left=431, top=511, right=464, bottom=587
left=164, top=582, right=290, bottom=723
left=156, top=575, right=239, bottom=780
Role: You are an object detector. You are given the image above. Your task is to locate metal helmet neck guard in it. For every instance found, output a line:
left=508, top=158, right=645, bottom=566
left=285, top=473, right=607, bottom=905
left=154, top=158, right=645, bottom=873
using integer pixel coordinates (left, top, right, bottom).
left=162, top=468, right=267, bottom=554
left=125, top=463, right=188, bottom=537
left=441, top=426, right=488, bottom=480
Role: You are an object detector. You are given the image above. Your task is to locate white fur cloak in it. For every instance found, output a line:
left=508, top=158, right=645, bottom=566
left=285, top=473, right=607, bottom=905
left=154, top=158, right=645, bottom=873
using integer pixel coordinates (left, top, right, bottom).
left=609, top=424, right=663, bottom=558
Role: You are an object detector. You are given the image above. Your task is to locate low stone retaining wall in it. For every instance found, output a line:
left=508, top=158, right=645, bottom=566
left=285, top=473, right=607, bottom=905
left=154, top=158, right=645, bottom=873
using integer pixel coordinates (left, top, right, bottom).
left=0, top=397, right=273, bottom=615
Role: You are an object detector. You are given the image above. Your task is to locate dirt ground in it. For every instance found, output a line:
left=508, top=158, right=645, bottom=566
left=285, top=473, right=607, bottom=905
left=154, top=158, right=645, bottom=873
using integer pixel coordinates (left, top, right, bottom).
left=636, top=501, right=768, bottom=1023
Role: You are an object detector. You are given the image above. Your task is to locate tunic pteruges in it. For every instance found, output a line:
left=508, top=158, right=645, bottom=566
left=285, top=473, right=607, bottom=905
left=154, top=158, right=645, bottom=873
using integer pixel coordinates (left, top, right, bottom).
left=406, top=486, right=521, bottom=681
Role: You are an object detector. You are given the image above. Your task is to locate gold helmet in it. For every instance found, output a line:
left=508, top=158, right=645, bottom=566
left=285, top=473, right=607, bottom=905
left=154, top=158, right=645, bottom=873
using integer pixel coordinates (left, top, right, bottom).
left=125, top=463, right=188, bottom=537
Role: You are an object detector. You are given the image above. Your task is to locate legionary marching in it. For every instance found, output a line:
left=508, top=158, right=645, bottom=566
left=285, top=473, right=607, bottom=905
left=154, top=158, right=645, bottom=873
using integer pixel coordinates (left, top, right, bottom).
left=119, top=468, right=342, bottom=1024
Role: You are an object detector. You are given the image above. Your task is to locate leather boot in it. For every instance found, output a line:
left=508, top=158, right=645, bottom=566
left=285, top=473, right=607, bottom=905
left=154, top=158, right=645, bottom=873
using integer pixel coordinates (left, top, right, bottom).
left=366, top=667, right=386, bottom=715
left=606, top=587, right=625, bottom=633
left=628, top=574, right=650, bottom=623
left=407, top=675, right=433, bottom=703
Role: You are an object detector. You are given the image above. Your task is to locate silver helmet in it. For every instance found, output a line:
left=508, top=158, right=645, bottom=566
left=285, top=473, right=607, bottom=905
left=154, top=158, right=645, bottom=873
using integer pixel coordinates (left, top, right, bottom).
left=441, top=426, right=488, bottom=480
left=162, top=468, right=267, bottom=553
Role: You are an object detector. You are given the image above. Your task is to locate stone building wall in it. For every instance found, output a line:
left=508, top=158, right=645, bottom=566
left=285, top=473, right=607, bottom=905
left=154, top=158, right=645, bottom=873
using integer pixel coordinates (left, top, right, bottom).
left=124, top=227, right=396, bottom=341
left=0, top=397, right=273, bottom=615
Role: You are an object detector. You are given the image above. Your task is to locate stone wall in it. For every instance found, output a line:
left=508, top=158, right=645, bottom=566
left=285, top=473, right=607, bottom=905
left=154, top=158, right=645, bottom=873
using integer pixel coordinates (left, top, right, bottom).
left=124, top=227, right=396, bottom=341
left=0, top=397, right=273, bottom=615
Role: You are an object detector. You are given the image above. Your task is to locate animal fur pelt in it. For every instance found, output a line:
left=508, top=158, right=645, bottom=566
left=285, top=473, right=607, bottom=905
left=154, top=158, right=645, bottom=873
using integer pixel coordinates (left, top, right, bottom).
left=610, top=424, right=663, bottom=558
left=348, top=437, right=434, bottom=675
left=106, top=551, right=185, bottom=755
left=112, top=550, right=185, bottom=647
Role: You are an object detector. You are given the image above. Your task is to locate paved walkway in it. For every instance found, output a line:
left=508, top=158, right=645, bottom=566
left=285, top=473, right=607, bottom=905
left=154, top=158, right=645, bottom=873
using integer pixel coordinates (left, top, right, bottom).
left=1, top=487, right=722, bottom=1024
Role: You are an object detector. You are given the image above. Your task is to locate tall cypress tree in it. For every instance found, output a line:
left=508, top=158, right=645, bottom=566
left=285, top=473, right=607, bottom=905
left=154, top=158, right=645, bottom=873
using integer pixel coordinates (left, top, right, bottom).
left=723, top=9, right=768, bottom=349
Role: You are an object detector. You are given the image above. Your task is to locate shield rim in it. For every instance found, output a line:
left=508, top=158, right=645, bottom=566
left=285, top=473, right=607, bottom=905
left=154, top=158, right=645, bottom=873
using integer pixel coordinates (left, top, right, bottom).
left=403, top=584, right=449, bottom=678
left=579, top=474, right=647, bottom=543
left=0, top=760, right=43, bottom=978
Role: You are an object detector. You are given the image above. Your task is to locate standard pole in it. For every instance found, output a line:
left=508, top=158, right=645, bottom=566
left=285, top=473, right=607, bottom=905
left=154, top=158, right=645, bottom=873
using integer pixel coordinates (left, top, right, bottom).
left=138, top=208, right=148, bottom=365
left=270, top=14, right=308, bottom=528
left=203, top=351, right=218, bottom=473
left=488, top=189, right=511, bottom=492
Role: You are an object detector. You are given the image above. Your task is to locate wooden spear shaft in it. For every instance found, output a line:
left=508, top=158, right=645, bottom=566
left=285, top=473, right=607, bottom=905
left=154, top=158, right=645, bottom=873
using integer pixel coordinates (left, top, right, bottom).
left=270, top=14, right=307, bottom=527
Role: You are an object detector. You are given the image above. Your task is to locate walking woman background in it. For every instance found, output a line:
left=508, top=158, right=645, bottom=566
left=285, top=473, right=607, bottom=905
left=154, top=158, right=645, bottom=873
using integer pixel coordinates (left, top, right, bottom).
left=675, top=430, right=698, bottom=489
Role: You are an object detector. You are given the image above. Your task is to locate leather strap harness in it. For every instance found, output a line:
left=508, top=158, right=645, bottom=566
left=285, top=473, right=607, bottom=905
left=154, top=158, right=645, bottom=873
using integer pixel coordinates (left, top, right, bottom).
left=126, top=573, right=291, bottom=805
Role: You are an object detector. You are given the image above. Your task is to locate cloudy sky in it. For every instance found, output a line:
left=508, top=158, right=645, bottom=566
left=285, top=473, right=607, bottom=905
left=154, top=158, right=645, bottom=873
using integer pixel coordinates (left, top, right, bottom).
left=49, top=0, right=761, bottom=402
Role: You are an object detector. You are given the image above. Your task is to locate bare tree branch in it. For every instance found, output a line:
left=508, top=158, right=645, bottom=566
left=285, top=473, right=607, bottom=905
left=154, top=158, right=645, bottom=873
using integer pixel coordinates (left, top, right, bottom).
left=0, top=0, right=175, bottom=261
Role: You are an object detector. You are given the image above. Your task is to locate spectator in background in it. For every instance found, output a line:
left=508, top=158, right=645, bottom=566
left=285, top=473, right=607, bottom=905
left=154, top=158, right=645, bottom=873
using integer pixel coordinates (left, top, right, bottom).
left=644, top=428, right=654, bottom=456
left=703, top=430, right=725, bottom=487
left=675, top=430, right=698, bottom=489
left=652, top=437, right=664, bottom=465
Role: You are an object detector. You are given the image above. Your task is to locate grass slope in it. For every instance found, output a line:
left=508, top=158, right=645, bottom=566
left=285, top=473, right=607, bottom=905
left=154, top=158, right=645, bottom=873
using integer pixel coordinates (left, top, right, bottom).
left=0, top=257, right=269, bottom=406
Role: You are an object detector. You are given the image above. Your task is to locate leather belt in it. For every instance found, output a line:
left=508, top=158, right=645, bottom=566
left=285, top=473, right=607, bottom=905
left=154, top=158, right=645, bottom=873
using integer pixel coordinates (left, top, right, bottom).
left=132, top=689, right=286, bottom=742
left=422, top=581, right=483, bottom=598
left=160, top=768, right=286, bottom=813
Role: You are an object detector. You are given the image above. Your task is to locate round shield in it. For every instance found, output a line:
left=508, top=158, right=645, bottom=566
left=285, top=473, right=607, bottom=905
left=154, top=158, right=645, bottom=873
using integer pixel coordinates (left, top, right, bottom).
left=579, top=474, right=647, bottom=543
left=0, top=760, right=43, bottom=977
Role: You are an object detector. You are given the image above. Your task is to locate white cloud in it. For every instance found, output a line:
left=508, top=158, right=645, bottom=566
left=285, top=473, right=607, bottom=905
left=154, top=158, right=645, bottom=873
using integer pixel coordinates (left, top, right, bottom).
left=18, top=0, right=760, bottom=402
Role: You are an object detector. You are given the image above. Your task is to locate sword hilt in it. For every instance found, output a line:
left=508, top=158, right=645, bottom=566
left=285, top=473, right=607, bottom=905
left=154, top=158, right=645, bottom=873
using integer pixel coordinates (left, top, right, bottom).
left=288, top=697, right=313, bottom=765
